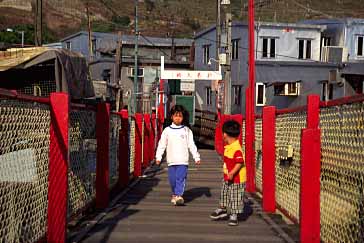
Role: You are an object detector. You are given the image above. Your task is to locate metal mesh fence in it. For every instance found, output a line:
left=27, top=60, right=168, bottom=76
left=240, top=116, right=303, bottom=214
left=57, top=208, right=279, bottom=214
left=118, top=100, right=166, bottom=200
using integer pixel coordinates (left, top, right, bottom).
left=275, top=111, right=306, bottom=221
left=68, top=109, right=97, bottom=218
left=129, top=119, right=136, bottom=174
left=0, top=99, right=50, bottom=243
left=255, top=119, right=263, bottom=192
left=109, top=114, right=121, bottom=188
left=320, top=102, right=364, bottom=243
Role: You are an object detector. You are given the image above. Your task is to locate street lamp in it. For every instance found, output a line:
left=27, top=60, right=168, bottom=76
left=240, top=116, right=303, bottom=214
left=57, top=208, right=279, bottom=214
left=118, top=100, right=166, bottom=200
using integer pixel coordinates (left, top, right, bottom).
left=208, top=57, right=222, bottom=74
left=6, top=28, right=24, bottom=47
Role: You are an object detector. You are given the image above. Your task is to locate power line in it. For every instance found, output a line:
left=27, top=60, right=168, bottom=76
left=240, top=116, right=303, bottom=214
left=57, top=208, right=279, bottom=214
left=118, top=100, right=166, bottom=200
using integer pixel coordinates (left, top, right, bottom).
left=139, top=34, right=178, bottom=62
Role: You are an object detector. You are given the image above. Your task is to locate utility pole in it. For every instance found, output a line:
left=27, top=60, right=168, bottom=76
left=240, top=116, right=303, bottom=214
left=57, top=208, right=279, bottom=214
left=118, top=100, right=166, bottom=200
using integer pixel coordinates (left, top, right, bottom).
left=115, top=31, right=122, bottom=112
left=86, top=4, right=93, bottom=62
left=222, top=1, right=232, bottom=114
left=245, top=0, right=256, bottom=193
left=35, top=0, right=42, bottom=46
left=216, top=0, right=221, bottom=71
left=133, top=0, right=139, bottom=114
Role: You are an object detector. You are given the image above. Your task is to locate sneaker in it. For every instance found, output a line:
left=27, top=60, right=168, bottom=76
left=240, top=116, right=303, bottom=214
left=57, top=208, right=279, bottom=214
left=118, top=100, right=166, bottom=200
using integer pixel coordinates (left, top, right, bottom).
left=210, top=208, right=228, bottom=220
left=228, top=214, right=238, bottom=226
left=171, top=196, right=177, bottom=205
left=175, top=196, right=184, bottom=206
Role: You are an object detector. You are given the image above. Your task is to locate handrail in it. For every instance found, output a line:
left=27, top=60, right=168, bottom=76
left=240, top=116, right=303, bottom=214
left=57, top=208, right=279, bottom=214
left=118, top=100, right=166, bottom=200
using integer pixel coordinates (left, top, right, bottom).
left=0, top=88, right=50, bottom=104
left=320, top=94, right=364, bottom=108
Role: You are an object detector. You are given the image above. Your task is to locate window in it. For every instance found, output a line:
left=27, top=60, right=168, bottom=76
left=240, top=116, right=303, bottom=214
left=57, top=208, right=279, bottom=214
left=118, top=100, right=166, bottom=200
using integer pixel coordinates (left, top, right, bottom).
left=321, top=82, right=328, bottom=101
left=256, top=83, right=266, bottom=106
left=203, top=45, right=210, bottom=64
left=274, top=82, right=300, bottom=96
left=232, top=39, right=240, bottom=60
left=232, top=85, right=242, bottom=105
left=320, top=36, right=331, bottom=59
left=298, top=39, right=312, bottom=59
left=205, top=87, right=212, bottom=105
left=262, top=37, right=276, bottom=58
left=92, top=39, right=97, bottom=56
left=328, top=83, right=334, bottom=100
left=357, top=36, right=363, bottom=56
left=66, top=41, right=71, bottom=50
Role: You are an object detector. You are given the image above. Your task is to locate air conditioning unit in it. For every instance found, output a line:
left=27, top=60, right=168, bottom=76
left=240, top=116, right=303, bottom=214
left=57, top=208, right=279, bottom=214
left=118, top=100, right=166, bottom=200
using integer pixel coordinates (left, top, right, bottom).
left=127, top=67, right=144, bottom=77
left=329, top=69, right=344, bottom=86
left=321, top=46, right=348, bottom=63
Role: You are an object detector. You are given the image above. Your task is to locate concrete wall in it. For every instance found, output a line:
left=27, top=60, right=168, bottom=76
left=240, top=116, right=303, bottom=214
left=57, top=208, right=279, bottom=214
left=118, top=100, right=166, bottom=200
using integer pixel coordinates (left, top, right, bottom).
left=195, top=23, right=341, bottom=115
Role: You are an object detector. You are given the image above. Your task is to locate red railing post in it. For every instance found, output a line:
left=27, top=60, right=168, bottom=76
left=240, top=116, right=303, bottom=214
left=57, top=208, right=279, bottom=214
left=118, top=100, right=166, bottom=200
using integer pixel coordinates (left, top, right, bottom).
left=143, top=114, right=151, bottom=167
left=118, top=109, right=129, bottom=188
left=307, top=95, right=320, bottom=129
left=262, top=106, right=276, bottom=213
left=151, top=114, right=156, bottom=159
left=48, top=92, right=69, bottom=243
left=96, top=103, right=110, bottom=209
left=134, top=113, right=143, bottom=177
left=300, top=94, right=321, bottom=243
left=300, top=128, right=321, bottom=243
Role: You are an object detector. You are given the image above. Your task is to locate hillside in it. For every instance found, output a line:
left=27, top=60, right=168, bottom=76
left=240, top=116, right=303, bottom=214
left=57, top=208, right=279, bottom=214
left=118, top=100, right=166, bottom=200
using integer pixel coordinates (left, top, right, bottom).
left=0, top=0, right=364, bottom=44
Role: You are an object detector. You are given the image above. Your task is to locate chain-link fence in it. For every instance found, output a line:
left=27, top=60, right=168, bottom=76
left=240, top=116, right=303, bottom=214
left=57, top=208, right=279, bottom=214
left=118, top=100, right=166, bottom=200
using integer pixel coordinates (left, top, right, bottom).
left=255, top=118, right=263, bottom=192
left=275, top=111, right=307, bottom=222
left=0, top=99, right=50, bottom=243
left=320, top=102, right=364, bottom=243
left=193, top=110, right=217, bottom=147
left=68, top=109, right=97, bottom=219
left=109, top=114, right=122, bottom=188
left=129, top=119, right=136, bottom=174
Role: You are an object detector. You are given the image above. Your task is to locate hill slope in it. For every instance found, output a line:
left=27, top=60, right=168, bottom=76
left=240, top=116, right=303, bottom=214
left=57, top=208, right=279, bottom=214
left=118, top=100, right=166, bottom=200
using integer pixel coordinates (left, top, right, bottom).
left=0, top=0, right=363, bottom=42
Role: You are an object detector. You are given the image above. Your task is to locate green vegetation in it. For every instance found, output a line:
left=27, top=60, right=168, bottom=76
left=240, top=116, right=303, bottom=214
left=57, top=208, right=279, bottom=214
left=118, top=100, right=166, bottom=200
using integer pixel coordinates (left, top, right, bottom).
left=0, top=24, right=57, bottom=46
left=111, top=15, right=131, bottom=26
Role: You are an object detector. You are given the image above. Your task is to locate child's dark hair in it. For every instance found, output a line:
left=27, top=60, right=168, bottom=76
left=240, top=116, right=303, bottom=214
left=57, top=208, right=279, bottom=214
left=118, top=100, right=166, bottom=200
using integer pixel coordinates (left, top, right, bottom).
left=169, top=105, right=190, bottom=127
left=222, top=120, right=241, bottom=138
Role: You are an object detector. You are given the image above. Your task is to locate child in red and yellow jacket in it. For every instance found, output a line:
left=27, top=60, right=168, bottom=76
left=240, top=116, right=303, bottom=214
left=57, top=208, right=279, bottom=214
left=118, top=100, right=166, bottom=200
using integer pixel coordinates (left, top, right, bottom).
left=210, top=120, right=245, bottom=226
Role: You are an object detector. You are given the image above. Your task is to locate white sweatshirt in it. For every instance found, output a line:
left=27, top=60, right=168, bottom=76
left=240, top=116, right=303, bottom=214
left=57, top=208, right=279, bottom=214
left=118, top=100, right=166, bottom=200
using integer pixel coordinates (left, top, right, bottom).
left=155, top=123, right=200, bottom=166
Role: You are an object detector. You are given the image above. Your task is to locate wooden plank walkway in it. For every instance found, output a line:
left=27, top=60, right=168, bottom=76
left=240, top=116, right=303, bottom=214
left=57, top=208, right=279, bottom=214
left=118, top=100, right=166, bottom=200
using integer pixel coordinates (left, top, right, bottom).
left=79, top=150, right=291, bottom=243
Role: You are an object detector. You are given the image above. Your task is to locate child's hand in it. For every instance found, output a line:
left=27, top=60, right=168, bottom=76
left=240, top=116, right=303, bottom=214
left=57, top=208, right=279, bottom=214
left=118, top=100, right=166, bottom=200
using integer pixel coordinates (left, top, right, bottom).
left=195, top=160, right=201, bottom=165
left=156, top=160, right=161, bottom=165
left=228, top=172, right=234, bottom=181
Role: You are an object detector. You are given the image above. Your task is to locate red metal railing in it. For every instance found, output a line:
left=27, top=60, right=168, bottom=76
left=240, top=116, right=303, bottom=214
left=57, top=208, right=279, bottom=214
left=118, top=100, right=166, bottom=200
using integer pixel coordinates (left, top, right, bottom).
left=215, top=93, right=364, bottom=243
left=0, top=88, right=160, bottom=243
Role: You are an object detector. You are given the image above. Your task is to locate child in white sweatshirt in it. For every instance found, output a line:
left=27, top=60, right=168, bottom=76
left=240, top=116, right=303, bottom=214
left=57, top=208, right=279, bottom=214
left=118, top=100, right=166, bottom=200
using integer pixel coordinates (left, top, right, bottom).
left=156, top=105, right=200, bottom=206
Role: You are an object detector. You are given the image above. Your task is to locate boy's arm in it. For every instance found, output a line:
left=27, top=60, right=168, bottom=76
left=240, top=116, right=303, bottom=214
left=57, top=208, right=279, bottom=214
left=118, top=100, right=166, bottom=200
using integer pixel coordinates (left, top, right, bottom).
left=227, top=163, right=243, bottom=180
left=187, top=128, right=200, bottom=163
left=227, top=150, right=244, bottom=180
left=155, top=129, right=168, bottom=164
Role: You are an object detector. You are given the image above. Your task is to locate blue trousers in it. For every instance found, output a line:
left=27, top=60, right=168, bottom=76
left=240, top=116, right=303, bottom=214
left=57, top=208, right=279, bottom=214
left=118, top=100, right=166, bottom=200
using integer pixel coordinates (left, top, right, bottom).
left=168, top=165, right=188, bottom=196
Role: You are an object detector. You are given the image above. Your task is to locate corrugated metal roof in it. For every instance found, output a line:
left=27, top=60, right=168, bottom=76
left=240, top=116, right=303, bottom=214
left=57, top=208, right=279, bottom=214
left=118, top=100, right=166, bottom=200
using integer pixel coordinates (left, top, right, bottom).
left=61, top=31, right=193, bottom=47
left=194, top=21, right=325, bottom=39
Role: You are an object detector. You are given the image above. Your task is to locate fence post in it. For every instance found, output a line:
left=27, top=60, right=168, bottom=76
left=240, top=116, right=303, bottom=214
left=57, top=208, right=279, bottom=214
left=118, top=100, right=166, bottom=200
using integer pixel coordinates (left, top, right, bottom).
left=151, top=113, right=156, bottom=159
left=307, top=95, right=320, bottom=129
left=143, top=114, right=151, bottom=167
left=134, top=113, right=143, bottom=177
left=118, top=109, right=129, bottom=188
left=96, top=103, right=110, bottom=209
left=245, top=87, right=255, bottom=193
left=262, top=106, right=276, bottom=213
left=300, top=128, right=321, bottom=243
left=48, top=92, right=69, bottom=243
left=300, top=94, right=320, bottom=243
